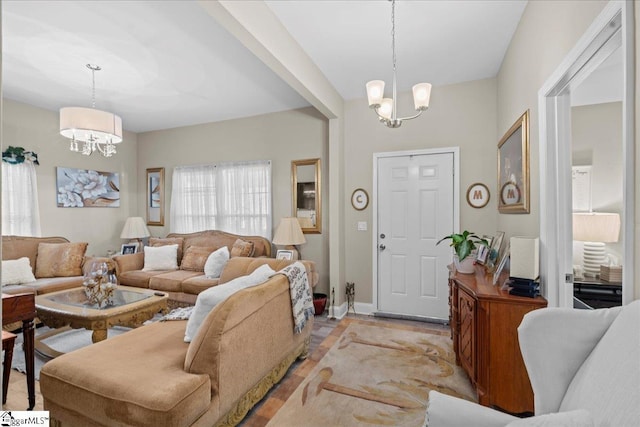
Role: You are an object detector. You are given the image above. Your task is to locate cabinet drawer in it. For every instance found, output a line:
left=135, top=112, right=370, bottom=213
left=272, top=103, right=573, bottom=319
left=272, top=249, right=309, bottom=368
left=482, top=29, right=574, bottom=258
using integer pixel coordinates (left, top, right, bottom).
left=458, top=289, right=476, bottom=382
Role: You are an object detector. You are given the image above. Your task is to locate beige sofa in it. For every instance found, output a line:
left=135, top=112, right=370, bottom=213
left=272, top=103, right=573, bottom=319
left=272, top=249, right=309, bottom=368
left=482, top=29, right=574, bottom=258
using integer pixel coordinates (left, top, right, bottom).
left=40, top=257, right=316, bottom=427
left=1, top=235, right=108, bottom=296
left=113, top=230, right=273, bottom=305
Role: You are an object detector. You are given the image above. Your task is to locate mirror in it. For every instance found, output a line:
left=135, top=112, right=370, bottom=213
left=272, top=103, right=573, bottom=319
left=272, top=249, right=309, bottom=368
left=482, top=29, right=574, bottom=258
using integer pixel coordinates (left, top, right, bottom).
left=292, top=158, right=321, bottom=234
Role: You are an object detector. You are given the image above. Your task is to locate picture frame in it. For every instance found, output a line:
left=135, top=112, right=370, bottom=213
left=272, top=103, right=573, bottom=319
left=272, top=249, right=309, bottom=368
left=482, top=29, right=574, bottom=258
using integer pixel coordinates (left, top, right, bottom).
left=276, top=250, right=294, bottom=260
left=121, top=243, right=139, bottom=255
left=466, top=183, right=490, bottom=208
left=56, top=167, right=120, bottom=208
left=493, top=242, right=510, bottom=285
left=487, top=231, right=505, bottom=269
left=351, top=188, right=369, bottom=211
left=476, top=244, right=490, bottom=265
left=498, top=110, right=530, bottom=213
left=146, top=168, right=165, bottom=226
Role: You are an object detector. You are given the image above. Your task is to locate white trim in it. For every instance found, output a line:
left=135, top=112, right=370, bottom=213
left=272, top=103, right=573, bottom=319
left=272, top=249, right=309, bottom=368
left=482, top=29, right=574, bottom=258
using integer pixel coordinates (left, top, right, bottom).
left=372, top=147, right=460, bottom=314
left=354, top=302, right=375, bottom=315
left=538, top=0, right=634, bottom=307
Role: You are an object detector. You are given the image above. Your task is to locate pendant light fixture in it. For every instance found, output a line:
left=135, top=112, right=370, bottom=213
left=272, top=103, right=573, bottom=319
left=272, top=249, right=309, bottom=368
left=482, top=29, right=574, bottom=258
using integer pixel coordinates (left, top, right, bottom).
left=366, top=0, right=431, bottom=128
left=60, top=64, right=123, bottom=157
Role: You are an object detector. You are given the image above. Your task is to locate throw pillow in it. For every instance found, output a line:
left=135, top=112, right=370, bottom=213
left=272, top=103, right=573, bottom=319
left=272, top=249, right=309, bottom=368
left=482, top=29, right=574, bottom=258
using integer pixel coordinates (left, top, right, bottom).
left=149, top=237, right=184, bottom=264
left=180, top=246, right=217, bottom=272
left=204, top=246, right=230, bottom=278
left=230, top=238, right=254, bottom=258
left=1, top=257, right=37, bottom=286
left=142, top=244, right=179, bottom=271
left=35, top=242, right=88, bottom=278
left=184, top=263, right=275, bottom=342
left=505, top=410, right=594, bottom=427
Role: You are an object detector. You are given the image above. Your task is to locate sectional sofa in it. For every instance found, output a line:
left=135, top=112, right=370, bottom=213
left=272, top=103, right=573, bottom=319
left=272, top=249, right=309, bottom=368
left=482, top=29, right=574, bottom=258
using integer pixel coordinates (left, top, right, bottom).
left=40, top=257, right=317, bottom=427
left=113, top=230, right=276, bottom=305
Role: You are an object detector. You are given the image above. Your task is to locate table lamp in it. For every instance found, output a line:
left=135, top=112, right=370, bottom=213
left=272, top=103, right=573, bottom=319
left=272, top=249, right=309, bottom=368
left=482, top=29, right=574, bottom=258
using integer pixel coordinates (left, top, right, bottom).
left=273, top=217, right=306, bottom=260
left=120, top=217, right=151, bottom=247
left=573, top=212, right=620, bottom=277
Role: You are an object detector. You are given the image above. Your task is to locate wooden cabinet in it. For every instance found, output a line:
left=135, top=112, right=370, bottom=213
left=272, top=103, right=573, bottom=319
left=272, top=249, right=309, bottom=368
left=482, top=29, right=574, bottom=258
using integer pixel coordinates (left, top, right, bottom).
left=449, top=266, right=546, bottom=414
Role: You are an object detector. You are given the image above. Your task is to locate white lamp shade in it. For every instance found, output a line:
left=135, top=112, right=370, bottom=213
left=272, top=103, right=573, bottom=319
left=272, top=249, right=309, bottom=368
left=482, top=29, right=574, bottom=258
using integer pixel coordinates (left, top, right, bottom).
left=378, top=98, right=393, bottom=120
left=366, top=80, right=385, bottom=107
left=412, top=83, right=432, bottom=110
left=573, top=213, right=620, bottom=243
left=120, top=217, right=150, bottom=239
left=510, top=237, right=539, bottom=280
left=273, top=217, right=306, bottom=246
left=60, top=107, right=123, bottom=144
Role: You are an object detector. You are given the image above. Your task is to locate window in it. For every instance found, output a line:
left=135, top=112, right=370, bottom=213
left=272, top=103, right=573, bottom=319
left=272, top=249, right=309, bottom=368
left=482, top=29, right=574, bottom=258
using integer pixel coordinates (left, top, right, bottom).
left=170, top=161, right=271, bottom=238
left=2, top=162, right=41, bottom=236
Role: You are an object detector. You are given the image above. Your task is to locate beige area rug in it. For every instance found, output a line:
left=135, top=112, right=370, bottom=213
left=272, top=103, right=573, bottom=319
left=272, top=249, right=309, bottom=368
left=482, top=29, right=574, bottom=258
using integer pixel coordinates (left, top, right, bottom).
left=264, top=318, right=475, bottom=427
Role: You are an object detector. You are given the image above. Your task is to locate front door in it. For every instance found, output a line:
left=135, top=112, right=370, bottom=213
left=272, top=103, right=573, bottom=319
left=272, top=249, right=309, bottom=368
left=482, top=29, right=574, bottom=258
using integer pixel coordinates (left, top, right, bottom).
left=376, top=152, right=455, bottom=320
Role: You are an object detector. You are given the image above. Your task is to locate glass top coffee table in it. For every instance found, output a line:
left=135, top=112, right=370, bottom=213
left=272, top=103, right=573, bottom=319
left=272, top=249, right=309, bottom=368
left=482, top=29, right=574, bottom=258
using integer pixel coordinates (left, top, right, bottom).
left=35, top=286, right=168, bottom=358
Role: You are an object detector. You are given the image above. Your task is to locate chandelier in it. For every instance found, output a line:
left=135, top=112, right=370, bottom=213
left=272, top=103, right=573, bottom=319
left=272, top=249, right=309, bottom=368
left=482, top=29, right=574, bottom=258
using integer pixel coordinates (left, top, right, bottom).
left=59, top=64, right=123, bottom=157
left=365, top=0, right=431, bottom=128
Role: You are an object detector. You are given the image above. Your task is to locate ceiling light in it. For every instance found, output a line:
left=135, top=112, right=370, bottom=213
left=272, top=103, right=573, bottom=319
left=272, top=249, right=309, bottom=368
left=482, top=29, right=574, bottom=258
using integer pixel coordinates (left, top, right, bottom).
left=366, top=0, right=431, bottom=128
left=60, top=64, right=123, bottom=157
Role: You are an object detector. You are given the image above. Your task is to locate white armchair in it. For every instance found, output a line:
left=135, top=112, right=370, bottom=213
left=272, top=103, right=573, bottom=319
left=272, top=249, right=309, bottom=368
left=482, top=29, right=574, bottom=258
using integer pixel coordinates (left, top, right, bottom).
left=426, top=300, right=640, bottom=427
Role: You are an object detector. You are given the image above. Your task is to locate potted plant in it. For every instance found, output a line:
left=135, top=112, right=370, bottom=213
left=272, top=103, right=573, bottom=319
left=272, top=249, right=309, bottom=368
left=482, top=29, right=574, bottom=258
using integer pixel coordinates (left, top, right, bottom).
left=437, top=231, right=488, bottom=274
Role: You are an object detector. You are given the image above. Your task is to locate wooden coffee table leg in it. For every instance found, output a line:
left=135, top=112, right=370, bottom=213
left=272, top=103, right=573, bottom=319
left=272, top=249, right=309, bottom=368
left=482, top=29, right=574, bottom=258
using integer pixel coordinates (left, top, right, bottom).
left=23, top=318, right=35, bottom=410
left=92, top=328, right=108, bottom=343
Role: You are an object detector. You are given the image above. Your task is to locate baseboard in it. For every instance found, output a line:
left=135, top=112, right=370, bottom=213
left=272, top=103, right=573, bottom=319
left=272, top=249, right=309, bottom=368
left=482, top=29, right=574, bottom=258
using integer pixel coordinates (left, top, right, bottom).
left=326, top=302, right=375, bottom=320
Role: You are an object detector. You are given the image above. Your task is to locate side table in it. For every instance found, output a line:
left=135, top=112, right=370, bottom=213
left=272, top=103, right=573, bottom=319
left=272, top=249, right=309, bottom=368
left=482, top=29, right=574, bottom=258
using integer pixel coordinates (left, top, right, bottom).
left=2, top=292, right=36, bottom=410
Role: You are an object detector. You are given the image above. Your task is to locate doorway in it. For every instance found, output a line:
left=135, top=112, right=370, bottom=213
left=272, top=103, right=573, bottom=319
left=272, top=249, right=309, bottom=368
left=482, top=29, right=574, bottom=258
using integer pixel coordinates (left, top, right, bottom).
left=373, top=148, right=459, bottom=321
left=538, top=2, right=635, bottom=307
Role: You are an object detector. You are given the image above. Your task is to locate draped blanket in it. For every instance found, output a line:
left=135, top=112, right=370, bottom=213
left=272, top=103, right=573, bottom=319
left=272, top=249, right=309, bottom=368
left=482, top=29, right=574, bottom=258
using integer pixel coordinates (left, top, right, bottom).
left=275, top=262, right=315, bottom=334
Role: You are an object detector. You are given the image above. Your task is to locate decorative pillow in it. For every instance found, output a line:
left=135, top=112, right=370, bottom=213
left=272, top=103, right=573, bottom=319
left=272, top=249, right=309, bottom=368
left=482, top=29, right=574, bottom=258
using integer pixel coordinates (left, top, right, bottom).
left=35, top=242, right=88, bottom=278
left=149, top=237, right=184, bottom=264
left=204, top=246, right=230, bottom=278
left=505, top=409, right=594, bottom=427
left=230, top=238, right=254, bottom=258
left=180, top=246, right=217, bottom=272
left=142, top=244, right=179, bottom=271
left=1, top=257, right=37, bottom=286
left=184, top=263, right=275, bottom=342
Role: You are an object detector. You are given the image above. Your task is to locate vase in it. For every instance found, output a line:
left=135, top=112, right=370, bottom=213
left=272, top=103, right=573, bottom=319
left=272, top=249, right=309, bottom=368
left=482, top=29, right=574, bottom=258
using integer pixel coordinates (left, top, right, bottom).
left=454, top=254, right=476, bottom=274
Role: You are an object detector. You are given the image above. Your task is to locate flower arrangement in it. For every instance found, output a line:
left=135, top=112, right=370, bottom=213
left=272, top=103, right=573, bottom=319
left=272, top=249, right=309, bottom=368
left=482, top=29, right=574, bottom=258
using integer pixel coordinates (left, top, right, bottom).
left=83, top=262, right=118, bottom=308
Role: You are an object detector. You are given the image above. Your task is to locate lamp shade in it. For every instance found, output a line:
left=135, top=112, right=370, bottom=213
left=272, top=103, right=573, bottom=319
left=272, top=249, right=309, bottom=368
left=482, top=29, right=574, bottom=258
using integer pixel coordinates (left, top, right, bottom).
left=273, top=217, right=306, bottom=246
left=60, top=107, right=123, bottom=144
left=366, top=80, right=385, bottom=107
left=120, top=217, right=150, bottom=239
left=412, top=83, right=432, bottom=110
left=573, top=213, right=620, bottom=243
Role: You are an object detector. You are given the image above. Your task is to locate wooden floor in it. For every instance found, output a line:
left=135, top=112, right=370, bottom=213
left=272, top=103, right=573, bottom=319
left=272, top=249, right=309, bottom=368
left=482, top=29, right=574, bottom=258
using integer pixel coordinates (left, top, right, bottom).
left=2, top=313, right=449, bottom=416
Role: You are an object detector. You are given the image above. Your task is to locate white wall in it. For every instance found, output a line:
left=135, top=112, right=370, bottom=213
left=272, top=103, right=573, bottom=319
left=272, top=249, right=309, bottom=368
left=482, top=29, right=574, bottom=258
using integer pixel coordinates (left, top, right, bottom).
left=343, top=78, right=498, bottom=304
left=2, top=99, right=139, bottom=256
left=136, top=106, right=331, bottom=294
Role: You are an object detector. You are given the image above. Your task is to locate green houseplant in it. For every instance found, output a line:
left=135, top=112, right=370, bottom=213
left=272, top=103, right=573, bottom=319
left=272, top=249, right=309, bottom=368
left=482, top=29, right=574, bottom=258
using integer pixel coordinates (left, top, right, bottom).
left=437, top=231, right=488, bottom=274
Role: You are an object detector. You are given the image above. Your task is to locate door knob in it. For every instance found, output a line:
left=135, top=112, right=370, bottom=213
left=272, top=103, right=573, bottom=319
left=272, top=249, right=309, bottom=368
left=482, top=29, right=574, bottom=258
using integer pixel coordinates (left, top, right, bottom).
left=379, top=244, right=386, bottom=251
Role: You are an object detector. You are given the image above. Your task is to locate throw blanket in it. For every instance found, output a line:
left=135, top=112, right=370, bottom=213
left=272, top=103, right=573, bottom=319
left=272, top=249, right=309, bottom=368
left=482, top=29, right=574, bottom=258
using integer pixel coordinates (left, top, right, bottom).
left=275, top=261, right=315, bottom=334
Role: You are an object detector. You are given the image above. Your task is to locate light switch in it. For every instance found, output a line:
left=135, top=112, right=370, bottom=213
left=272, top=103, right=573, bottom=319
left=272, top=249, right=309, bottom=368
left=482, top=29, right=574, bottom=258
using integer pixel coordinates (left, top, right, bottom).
left=357, top=221, right=367, bottom=231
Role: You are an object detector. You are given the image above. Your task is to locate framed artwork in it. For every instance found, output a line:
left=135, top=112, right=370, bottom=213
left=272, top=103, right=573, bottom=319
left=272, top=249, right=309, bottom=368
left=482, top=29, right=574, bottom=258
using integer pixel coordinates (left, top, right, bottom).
left=498, top=110, right=530, bottom=213
left=493, top=242, right=510, bottom=285
left=121, top=243, right=138, bottom=255
left=351, top=188, right=369, bottom=211
left=146, top=168, right=165, bottom=226
left=56, top=167, right=120, bottom=208
left=476, top=244, right=490, bottom=265
left=276, top=250, right=294, bottom=260
left=466, top=183, right=490, bottom=208
left=487, top=231, right=505, bottom=269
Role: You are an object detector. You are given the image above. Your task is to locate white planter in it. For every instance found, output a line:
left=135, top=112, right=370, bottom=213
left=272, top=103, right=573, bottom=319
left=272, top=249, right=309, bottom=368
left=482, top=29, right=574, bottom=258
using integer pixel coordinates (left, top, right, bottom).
left=454, top=254, right=476, bottom=274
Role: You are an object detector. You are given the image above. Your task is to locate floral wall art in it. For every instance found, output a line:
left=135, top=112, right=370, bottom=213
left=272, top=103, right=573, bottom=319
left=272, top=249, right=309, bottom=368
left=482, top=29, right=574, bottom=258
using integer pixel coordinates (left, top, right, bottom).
left=56, top=167, right=120, bottom=208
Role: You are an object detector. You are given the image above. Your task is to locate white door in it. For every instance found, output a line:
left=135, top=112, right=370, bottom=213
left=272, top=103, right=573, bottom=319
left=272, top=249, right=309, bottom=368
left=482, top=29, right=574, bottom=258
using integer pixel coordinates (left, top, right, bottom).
left=376, top=152, right=455, bottom=320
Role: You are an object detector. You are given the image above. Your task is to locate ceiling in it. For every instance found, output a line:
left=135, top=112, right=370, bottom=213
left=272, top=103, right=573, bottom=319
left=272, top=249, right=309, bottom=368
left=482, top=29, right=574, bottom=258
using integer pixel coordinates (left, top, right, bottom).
left=2, top=0, right=528, bottom=133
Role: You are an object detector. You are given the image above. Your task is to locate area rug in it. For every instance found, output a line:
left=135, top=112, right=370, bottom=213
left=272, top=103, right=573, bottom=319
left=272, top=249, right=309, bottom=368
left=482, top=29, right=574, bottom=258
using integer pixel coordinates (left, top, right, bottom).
left=262, top=318, right=475, bottom=427
left=11, top=325, right=132, bottom=380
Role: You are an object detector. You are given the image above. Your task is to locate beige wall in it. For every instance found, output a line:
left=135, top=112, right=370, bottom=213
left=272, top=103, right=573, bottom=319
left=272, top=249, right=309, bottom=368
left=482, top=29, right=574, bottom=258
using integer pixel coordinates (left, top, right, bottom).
left=496, top=0, right=609, bottom=240
left=572, top=102, right=623, bottom=263
left=136, top=107, right=330, bottom=294
left=2, top=99, right=139, bottom=256
left=344, top=78, right=498, bottom=304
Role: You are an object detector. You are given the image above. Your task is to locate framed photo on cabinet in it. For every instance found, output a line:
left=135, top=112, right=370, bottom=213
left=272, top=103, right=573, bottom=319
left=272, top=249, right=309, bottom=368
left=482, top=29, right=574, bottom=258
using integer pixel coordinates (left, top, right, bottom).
left=498, top=110, right=530, bottom=213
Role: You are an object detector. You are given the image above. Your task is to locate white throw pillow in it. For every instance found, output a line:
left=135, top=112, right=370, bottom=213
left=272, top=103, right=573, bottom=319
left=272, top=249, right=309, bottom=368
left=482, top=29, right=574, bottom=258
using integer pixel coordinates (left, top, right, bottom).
left=184, top=263, right=275, bottom=342
left=142, top=244, right=179, bottom=271
left=505, top=409, right=594, bottom=427
left=1, top=257, right=37, bottom=286
left=203, top=246, right=230, bottom=279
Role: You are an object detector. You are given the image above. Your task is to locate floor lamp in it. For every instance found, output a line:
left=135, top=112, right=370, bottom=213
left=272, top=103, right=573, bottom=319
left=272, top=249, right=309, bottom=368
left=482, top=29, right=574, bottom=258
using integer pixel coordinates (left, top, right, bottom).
left=573, top=212, right=620, bottom=277
left=273, top=217, right=306, bottom=260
